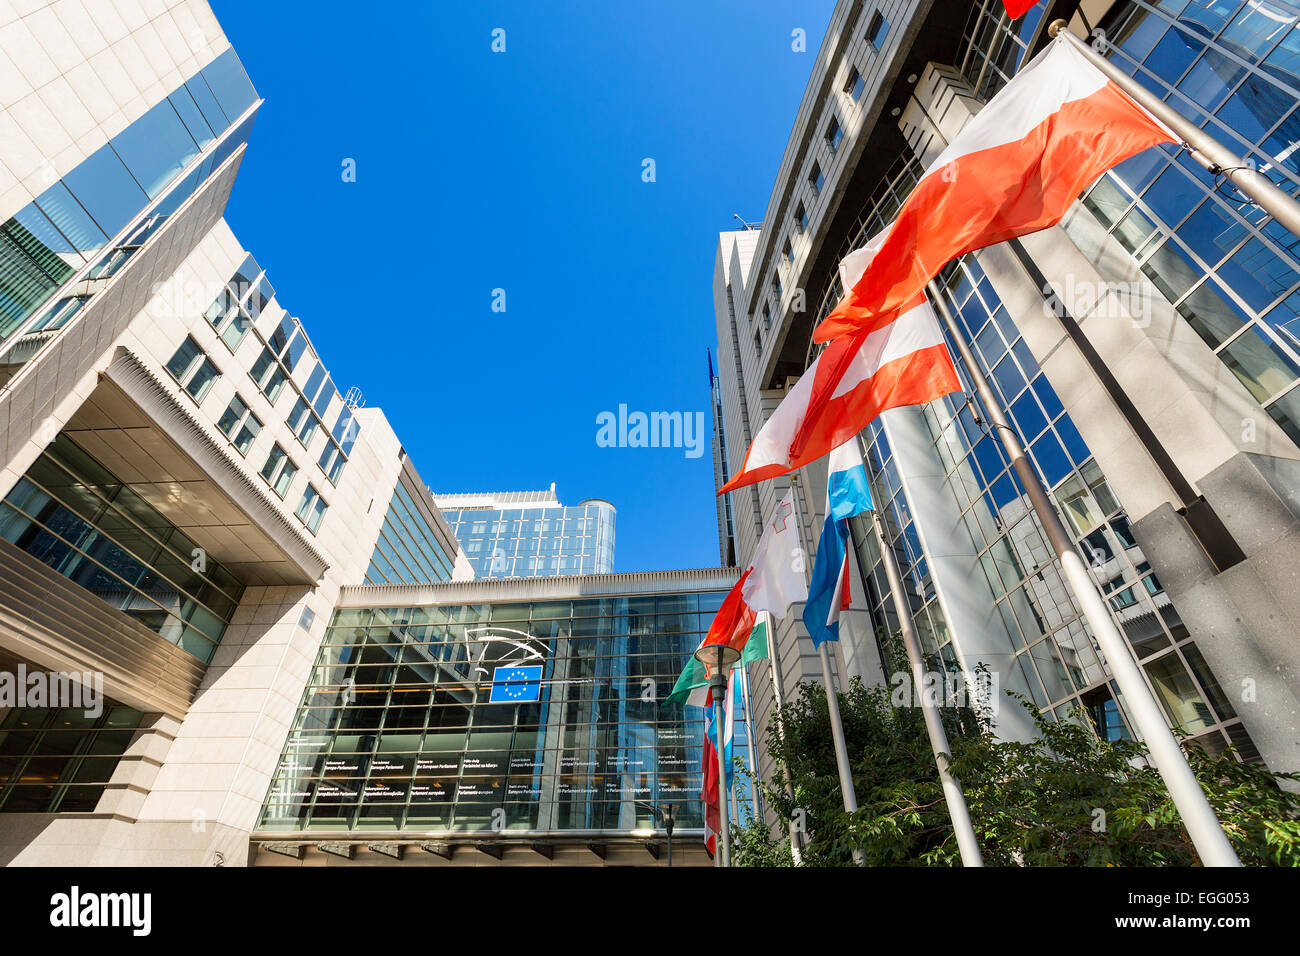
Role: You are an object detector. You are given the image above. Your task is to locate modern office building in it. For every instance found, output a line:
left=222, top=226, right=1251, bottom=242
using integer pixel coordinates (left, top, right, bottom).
left=713, top=0, right=1300, bottom=796
left=434, top=486, right=617, bottom=580
left=250, top=568, right=747, bottom=866
left=0, top=0, right=475, bottom=866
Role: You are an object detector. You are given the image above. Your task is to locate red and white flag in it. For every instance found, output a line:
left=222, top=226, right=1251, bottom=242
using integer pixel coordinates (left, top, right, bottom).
left=813, top=34, right=1175, bottom=343
left=719, top=296, right=960, bottom=493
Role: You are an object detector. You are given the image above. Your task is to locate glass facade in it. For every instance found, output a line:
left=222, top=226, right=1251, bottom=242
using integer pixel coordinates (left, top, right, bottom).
left=257, top=590, right=749, bottom=833
left=364, top=480, right=458, bottom=585
left=0, top=49, right=261, bottom=366
left=0, top=435, right=245, bottom=663
left=440, top=499, right=616, bottom=578
left=0, top=696, right=143, bottom=814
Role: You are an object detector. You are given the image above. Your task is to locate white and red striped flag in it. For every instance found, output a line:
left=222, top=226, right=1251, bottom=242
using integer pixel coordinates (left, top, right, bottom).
left=719, top=295, right=960, bottom=493
left=813, top=33, right=1175, bottom=343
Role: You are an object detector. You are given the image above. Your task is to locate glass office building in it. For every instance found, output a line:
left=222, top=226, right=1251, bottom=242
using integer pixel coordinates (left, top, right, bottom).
left=0, top=48, right=261, bottom=376
left=0, top=435, right=245, bottom=664
left=257, top=587, right=750, bottom=837
left=435, top=489, right=616, bottom=578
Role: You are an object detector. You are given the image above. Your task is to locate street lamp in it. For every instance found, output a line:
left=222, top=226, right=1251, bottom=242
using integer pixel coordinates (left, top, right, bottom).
left=635, top=801, right=678, bottom=867
left=694, top=642, right=740, bottom=867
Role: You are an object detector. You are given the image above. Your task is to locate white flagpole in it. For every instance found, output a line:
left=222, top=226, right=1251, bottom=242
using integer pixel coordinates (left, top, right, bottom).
left=927, top=281, right=1240, bottom=867
left=789, top=473, right=868, bottom=866
left=762, top=609, right=805, bottom=864
left=858, top=458, right=983, bottom=867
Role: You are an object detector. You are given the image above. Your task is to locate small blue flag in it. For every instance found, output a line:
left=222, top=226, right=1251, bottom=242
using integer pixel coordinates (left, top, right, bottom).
left=489, top=665, right=543, bottom=703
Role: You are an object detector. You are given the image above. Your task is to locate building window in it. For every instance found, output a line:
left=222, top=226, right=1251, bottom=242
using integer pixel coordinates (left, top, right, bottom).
left=217, top=394, right=262, bottom=456
left=287, top=396, right=319, bottom=447
left=866, top=11, right=889, bottom=48
left=773, top=273, right=783, bottom=298
left=166, top=336, right=219, bottom=403
left=249, top=346, right=287, bottom=404
left=204, top=286, right=252, bottom=352
left=825, top=116, right=843, bottom=154
left=261, top=443, right=298, bottom=498
left=296, top=484, right=327, bottom=534
left=795, top=201, right=808, bottom=233
left=809, top=160, right=824, bottom=196
left=763, top=303, right=772, bottom=330
left=754, top=329, right=762, bottom=356
left=783, top=238, right=794, bottom=263
left=318, top=440, right=345, bottom=485
left=844, top=65, right=865, bottom=101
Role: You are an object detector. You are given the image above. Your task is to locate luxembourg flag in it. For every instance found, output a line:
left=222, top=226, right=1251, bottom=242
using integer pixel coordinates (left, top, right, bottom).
left=719, top=295, right=960, bottom=494
left=803, top=440, right=874, bottom=648
left=813, top=32, right=1175, bottom=342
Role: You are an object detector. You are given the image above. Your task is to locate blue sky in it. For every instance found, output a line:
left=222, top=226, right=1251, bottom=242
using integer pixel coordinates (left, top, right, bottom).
left=213, top=0, right=835, bottom=572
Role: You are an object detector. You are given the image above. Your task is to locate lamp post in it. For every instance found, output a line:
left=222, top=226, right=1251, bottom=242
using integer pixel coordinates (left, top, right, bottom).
left=695, top=642, right=741, bottom=867
left=634, top=801, right=677, bottom=867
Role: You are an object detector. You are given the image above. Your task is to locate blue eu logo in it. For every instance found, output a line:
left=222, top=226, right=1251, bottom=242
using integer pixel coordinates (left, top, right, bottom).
left=489, top=665, right=543, bottom=703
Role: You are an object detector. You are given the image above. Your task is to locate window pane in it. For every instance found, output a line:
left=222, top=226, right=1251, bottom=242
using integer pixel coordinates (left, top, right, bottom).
left=109, top=98, right=199, bottom=199
left=60, top=144, right=149, bottom=239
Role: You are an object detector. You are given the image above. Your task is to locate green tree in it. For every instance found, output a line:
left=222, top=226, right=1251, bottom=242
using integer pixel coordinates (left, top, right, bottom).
left=734, top=653, right=1300, bottom=867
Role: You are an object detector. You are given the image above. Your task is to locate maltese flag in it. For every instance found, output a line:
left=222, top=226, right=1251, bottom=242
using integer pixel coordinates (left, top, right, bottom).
left=814, top=33, right=1175, bottom=342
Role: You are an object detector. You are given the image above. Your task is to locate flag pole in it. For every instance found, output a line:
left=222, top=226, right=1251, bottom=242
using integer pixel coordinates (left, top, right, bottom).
left=762, top=609, right=806, bottom=864
left=1049, top=21, right=1300, bottom=238
left=737, top=661, right=762, bottom=821
left=926, top=280, right=1240, bottom=867
left=789, top=473, right=868, bottom=866
left=858, top=458, right=984, bottom=867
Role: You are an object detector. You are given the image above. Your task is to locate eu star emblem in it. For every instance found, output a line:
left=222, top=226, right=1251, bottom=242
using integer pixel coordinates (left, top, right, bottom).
left=489, top=665, right=543, bottom=703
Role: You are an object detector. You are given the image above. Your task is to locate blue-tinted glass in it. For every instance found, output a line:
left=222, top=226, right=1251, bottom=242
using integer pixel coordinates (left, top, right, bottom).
left=60, top=144, right=148, bottom=239
left=185, top=75, right=227, bottom=133
left=1032, top=376, right=1065, bottom=420
left=32, top=182, right=105, bottom=255
left=1011, top=391, right=1049, bottom=440
left=168, top=88, right=215, bottom=148
left=1031, top=431, right=1073, bottom=488
left=1142, top=165, right=1201, bottom=227
left=1146, top=24, right=1204, bottom=80
left=200, top=48, right=258, bottom=123
left=1177, top=49, right=1247, bottom=112
left=313, top=377, right=336, bottom=415
left=1179, top=199, right=1248, bottom=265
left=1116, top=8, right=1168, bottom=60
left=11, top=202, right=81, bottom=266
left=1056, top=415, right=1091, bottom=465
left=1217, top=237, right=1298, bottom=311
left=110, top=98, right=199, bottom=199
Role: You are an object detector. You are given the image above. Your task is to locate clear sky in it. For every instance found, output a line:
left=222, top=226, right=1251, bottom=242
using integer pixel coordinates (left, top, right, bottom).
left=212, top=0, right=835, bottom=572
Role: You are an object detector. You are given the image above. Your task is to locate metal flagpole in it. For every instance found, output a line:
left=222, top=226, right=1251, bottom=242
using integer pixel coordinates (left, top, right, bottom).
left=859, top=460, right=984, bottom=867
left=698, top=643, right=740, bottom=867
left=1051, top=22, right=1300, bottom=239
left=789, top=473, right=868, bottom=866
left=926, top=280, right=1240, bottom=866
left=762, top=609, right=805, bottom=864
left=738, top=661, right=762, bottom=821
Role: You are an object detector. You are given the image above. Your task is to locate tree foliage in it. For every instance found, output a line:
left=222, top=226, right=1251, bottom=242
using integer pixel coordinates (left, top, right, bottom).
left=734, top=659, right=1300, bottom=867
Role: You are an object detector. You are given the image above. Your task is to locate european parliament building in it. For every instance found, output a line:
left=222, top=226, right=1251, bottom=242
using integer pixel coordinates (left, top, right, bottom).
left=713, top=0, right=1300, bottom=796
left=0, top=1, right=735, bottom=867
